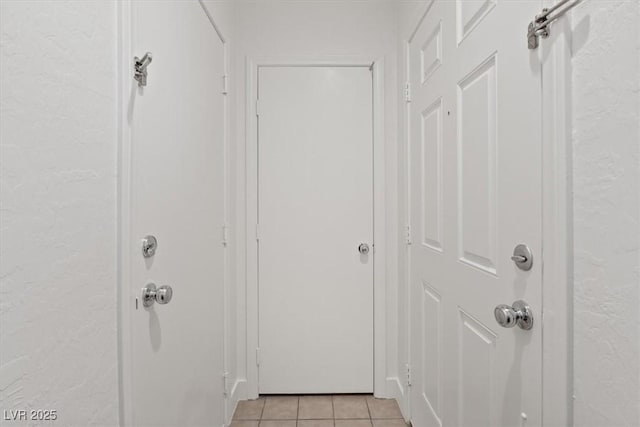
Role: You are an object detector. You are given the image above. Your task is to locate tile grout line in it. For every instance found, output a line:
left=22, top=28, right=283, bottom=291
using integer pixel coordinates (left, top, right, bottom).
left=331, top=397, right=338, bottom=421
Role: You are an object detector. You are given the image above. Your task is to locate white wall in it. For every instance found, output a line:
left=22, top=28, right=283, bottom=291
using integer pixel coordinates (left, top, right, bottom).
left=231, top=0, right=400, bottom=402
left=0, top=1, right=119, bottom=425
left=571, top=1, right=640, bottom=425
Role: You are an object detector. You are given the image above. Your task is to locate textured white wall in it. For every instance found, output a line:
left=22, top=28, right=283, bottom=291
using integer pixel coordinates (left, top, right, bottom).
left=0, top=1, right=118, bottom=426
left=571, top=1, right=640, bottom=426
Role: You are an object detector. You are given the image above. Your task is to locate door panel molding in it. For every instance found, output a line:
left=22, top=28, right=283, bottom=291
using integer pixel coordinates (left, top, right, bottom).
left=244, top=56, right=387, bottom=399
left=117, top=1, right=230, bottom=425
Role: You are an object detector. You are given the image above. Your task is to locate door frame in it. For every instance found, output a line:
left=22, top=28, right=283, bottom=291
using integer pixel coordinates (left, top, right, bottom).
left=244, top=56, right=387, bottom=398
left=116, top=1, right=230, bottom=425
left=401, top=2, right=572, bottom=425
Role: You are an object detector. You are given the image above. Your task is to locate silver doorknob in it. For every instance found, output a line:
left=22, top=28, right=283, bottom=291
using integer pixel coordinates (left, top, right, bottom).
left=358, top=243, right=370, bottom=255
left=142, top=283, right=173, bottom=307
left=494, top=300, right=533, bottom=330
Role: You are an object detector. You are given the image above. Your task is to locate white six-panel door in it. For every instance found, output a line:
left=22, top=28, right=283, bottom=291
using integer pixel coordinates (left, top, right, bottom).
left=258, top=66, right=374, bottom=394
left=408, top=0, right=543, bottom=425
left=129, top=1, right=226, bottom=425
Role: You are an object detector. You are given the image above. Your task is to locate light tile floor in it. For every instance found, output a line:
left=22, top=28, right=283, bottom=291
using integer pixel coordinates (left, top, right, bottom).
left=232, top=395, right=410, bottom=427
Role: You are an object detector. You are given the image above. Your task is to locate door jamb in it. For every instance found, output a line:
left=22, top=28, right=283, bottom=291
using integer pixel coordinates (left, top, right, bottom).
left=116, top=1, right=230, bottom=425
left=539, top=12, right=573, bottom=427
left=245, top=56, right=387, bottom=398
left=117, top=2, right=133, bottom=424
left=401, top=2, right=573, bottom=425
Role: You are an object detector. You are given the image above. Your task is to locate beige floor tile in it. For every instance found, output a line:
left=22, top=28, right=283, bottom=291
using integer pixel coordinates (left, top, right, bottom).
left=260, top=421, right=297, bottom=427
left=334, top=420, right=373, bottom=427
left=231, top=422, right=260, bottom=427
left=234, top=399, right=266, bottom=420
left=262, top=396, right=299, bottom=420
left=333, top=395, right=370, bottom=419
left=365, top=397, right=402, bottom=419
left=297, top=420, right=335, bottom=427
left=371, top=420, right=408, bottom=427
left=298, top=395, right=334, bottom=419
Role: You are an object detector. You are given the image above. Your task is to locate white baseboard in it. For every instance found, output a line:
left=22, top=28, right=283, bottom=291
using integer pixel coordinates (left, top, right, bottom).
left=226, top=378, right=247, bottom=426
left=386, top=376, right=409, bottom=422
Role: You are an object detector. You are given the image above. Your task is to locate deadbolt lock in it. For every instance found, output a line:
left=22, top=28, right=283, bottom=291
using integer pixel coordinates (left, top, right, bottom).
left=142, top=235, right=158, bottom=258
left=511, top=244, right=533, bottom=271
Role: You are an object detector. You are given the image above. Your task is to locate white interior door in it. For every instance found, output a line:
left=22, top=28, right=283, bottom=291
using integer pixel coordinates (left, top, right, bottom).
left=408, top=1, right=543, bottom=426
left=129, top=1, right=226, bottom=425
left=258, top=66, right=374, bottom=394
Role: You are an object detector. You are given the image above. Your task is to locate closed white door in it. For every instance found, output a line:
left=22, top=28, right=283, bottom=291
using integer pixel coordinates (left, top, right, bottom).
left=258, top=66, right=374, bottom=394
left=129, top=1, right=226, bottom=425
left=408, top=0, right=543, bottom=426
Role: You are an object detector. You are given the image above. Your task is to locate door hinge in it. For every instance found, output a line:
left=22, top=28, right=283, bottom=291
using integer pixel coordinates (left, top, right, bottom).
left=406, top=364, right=412, bottom=387
left=255, top=223, right=260, bottom=241
left=405, top=224, right=412, bottom=245
left=222, top=371, right=230, bottom=397
left=256, top=348, right=261, bottom=366
left=222, top=224, right=229, bottom=247
left=222, top=75, right=228, bottom=95
left=404, top=81, right=411, bottom=103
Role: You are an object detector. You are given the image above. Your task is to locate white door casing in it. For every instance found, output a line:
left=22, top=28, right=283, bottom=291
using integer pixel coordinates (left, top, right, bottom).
left=123, top=1, right=227, bottom=425
left=257, top=66, right=374, bottom=394
left=408, top=0, right=543, bottom=426
left=244, top=58, right=387, bottom=399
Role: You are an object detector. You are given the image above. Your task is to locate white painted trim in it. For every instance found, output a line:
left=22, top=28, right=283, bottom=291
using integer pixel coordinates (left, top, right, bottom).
left=197, top=0, right=226, bottom=44
left=226, top=378, right=247, bottom=426
left=117, top=1, right=133, bottom=425
left=245, top=57, right=259, bottom=398
left=401, top=1, right=573, bottom=425
left=401, top=39, right=413, bottom=424
left=540, top=12, right=573, bottom=427
left=244, top=56, right=387, bottom=398
left=371, top=57, right=388, bottom=399
left=197, top=1, right=232, bottom=422
left=386, top=376, right=408, bottom=422
left=117, top=2, right=229, bottom=425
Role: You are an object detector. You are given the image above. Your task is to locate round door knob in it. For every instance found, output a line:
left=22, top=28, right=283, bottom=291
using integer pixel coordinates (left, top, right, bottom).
left=142, top=283, right=173, bottom=307
left=155, top=285, right=173, bottom=304
left=494, top=304, right=518, bottom=328
left=358, top=243, right=370, bottom=255
left=494, top=300, right=534, bottom=330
